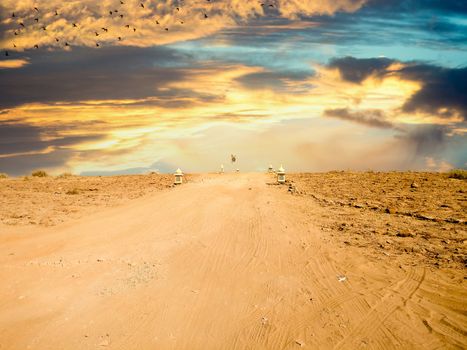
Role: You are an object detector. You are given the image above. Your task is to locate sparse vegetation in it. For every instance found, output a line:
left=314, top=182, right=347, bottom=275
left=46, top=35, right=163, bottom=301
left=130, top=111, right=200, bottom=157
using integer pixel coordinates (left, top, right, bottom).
left=447, top=169, right=467, bottom=180
left=0, top=173, right=8, bottom=179
left=57, top=172, right=74, bottom=179
left=31, top=170, right=48, bottom=177
left=66, top=188, right=80, bottom=195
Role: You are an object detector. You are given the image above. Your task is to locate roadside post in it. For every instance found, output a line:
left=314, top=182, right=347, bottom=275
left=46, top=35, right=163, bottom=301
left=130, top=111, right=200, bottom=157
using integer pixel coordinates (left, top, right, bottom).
left=174, top=168, right=184, bottom=185
left=277, top=165, right=286, bottom=184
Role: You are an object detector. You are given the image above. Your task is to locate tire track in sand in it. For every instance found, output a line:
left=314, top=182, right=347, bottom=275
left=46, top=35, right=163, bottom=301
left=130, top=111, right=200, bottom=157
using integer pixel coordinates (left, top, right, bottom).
left=333, top=267, right=426, bottom=349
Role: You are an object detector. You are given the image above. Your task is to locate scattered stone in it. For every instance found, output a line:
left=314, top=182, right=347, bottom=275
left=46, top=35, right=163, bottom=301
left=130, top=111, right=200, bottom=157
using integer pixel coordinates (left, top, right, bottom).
left=397, top=231, right=416, bottom=238
left=337, top=275, right=347, bottom=282
left=385, top=207, right=396, bottom=214
left=411, top=182, right=419, bottom=189
left=98, top=338, right=110, bottom=347
left=295, top=339, right=305, bottom=347
left=446, top=218, right=460, bottom=224
left=414, top=213, right=435, bottom=221
left=261, top=316, right=268, bottom=325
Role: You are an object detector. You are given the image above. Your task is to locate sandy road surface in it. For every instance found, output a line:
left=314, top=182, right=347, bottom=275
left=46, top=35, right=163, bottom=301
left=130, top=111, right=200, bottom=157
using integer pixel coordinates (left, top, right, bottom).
left=0, top=174, right=465, bottom=349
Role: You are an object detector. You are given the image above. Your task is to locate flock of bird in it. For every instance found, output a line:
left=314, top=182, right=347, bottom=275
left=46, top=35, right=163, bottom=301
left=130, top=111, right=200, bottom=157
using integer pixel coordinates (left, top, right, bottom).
left=3, top=1, right=277, bottom=57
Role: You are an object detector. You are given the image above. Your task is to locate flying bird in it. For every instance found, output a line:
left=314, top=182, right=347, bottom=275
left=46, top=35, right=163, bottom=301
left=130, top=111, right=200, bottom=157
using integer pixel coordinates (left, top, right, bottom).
left=231, top=154, right=237, bottom=163
left=72, top=23, right=78, bottom=27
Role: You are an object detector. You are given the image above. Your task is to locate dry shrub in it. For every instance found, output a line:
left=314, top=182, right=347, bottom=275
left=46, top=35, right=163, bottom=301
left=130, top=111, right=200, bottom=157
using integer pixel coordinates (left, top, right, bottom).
left=57, top=172, right=73, bottom=179
left=0, top=173, right=8, bottom=179
left=448, top=169, right=467, bottom=180
left=32, top=170, right=48, bottom=177
left=66, top=188, right=80, bottom=195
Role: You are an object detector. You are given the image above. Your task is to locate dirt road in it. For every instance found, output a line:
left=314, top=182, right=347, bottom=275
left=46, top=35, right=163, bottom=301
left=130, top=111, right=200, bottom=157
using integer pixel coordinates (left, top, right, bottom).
left=0, top=174, right=465, bottom=349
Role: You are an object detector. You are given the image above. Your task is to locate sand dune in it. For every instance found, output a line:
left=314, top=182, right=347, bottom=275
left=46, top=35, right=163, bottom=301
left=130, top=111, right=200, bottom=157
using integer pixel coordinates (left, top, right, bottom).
left=0, top=173, right=465, bottom=349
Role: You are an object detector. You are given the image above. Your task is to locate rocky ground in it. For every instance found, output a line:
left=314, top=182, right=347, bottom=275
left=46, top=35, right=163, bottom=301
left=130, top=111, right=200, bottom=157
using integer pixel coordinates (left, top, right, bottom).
left=0, top=174, right=196, bottom=226
left=287, top=171, right=467, bottom=271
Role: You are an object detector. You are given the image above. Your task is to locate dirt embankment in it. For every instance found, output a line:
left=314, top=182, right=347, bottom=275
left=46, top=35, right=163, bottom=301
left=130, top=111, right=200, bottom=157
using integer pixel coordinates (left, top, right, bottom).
left=287, top=172, right=467, bottom=270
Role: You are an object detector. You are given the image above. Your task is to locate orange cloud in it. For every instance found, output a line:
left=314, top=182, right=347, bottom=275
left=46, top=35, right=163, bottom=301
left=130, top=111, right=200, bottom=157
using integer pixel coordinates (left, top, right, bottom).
left=0, top=0, right=368, bottom=50
left=0, top=59, right=29, bottom=68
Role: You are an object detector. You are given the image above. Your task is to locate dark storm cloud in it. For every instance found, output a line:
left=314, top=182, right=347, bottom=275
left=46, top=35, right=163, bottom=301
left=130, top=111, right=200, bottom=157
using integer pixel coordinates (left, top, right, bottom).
left=400, top=65, right=467, bottom=121
left=323, top=108, right=395, bottom=129
left=328, top=56, right=394, bottom=83
left=0, top=120, right=104, bottom=156
left=327, top=57, right=467, bottom=121
left=0, top=149, right=74, bottom=176
left=0, top=46, right=219, bottom=108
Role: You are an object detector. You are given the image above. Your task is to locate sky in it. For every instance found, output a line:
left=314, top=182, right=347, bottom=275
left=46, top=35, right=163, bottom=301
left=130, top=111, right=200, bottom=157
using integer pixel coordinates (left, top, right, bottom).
left=0, top=0, right=466, bottom=175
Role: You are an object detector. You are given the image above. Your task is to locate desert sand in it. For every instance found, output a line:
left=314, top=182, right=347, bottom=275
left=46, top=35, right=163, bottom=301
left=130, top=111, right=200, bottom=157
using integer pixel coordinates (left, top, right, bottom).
left=0, top=172, right=465, bottom=349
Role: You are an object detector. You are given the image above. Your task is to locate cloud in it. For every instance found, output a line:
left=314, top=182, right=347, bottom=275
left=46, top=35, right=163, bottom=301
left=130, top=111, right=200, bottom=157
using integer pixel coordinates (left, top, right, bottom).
left=365, top=0, right=467, bottom=14
left=424, top=156, right=453, bottom=172
left=0, top=120, right=103, bottom=155
left=326, top=57, right=467, bottom=122
left=400, top=65, right=467, bottom=122
left=396, top=125, right=448, bottom=157
left=235, top=70, right=314, bottom=92
left=0, top=0, right=368, bottom=50
left=0, top=119, right=107, bottom=175
left=79, top=160, right=174, bottom=175
left=0, top=46, right=194, bottom=108
left=328, top=56, right=395, bottom=83
left=0, top=149, right=74, bottom=176
left=323, top=108, right=395, bottom=129
left=0, top=58, right=29, bottom=68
